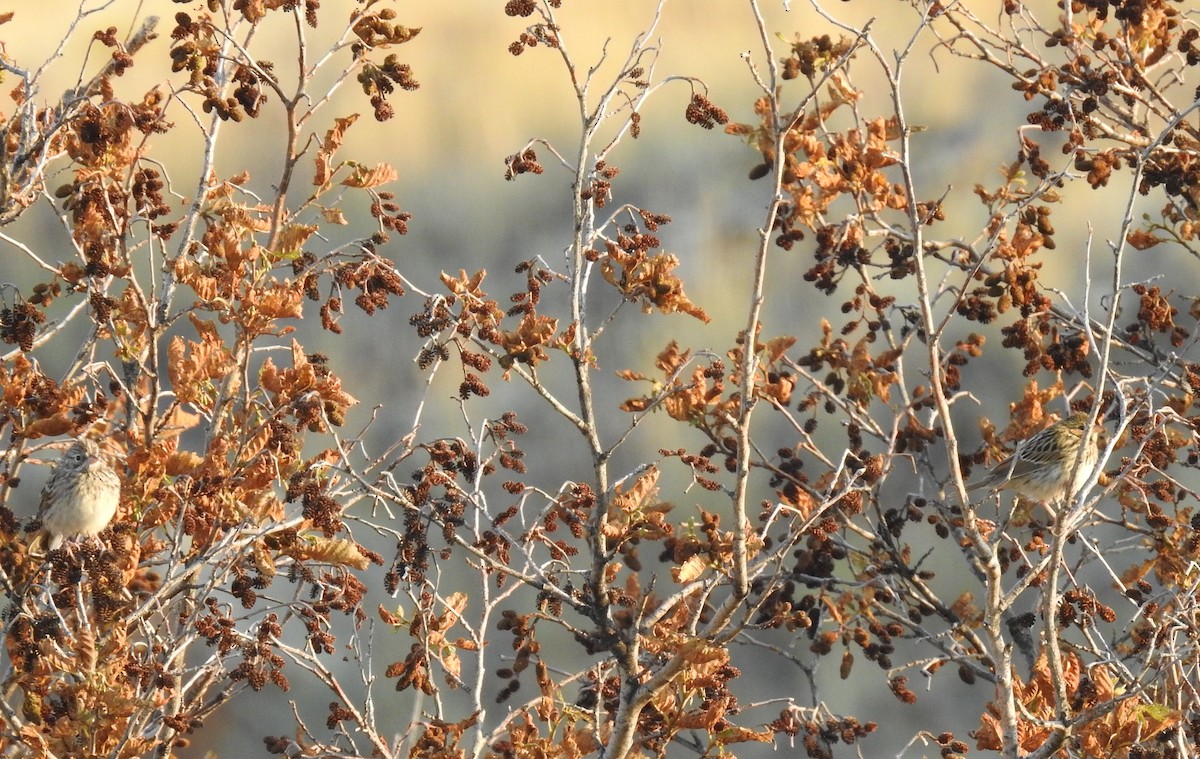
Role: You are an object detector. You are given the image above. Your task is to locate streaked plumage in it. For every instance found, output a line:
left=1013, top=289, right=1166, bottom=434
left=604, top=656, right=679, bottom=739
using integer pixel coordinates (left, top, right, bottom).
left=33, top=438, right=121, bottom=552
left=968, top=412, right=1101, bottom=502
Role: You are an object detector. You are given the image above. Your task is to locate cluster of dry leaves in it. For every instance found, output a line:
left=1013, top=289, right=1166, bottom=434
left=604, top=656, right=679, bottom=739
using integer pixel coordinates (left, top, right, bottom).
left=0, top=1, right=1198, bottom=758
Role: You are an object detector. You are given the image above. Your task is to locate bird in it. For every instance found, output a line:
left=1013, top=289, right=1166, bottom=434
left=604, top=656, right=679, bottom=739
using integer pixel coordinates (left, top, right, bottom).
left=31, top=437, right=121, bottom=553
left=968, top=412, right=1102, bottom=503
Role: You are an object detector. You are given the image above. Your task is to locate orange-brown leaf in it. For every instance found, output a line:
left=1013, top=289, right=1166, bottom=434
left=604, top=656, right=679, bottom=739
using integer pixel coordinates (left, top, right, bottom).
left=164, top=450, right=204, bottom=476
left=341, top=162, right=398, bottom=189
left=285, top=537, right=369, bottom=570
left=763, top=335, right=796, bottom=363
left=314, top=115, right=358, bottom=187
left=673, top=554, right=707, bottom=583
left=20, top=416, right=75, bottom=438
left=1127, top=228, right=1163, bottom=250
left=441, top=269, right=487, bottom=297
left=274, top=224, right=318, bottom=257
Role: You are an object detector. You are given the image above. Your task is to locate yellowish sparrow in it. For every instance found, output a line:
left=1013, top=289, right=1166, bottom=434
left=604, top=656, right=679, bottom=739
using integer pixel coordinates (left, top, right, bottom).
left=968, top=412, right=1101, bottom=503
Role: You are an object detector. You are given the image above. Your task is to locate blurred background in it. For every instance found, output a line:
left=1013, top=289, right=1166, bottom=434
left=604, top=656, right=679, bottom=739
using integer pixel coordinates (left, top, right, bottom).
left=1, top=0, right=1191, bottom=755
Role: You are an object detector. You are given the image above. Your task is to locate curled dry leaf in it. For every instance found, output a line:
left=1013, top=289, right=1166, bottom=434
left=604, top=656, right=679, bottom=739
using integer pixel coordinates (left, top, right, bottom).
left=284, top=536, right=370, bottom=571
